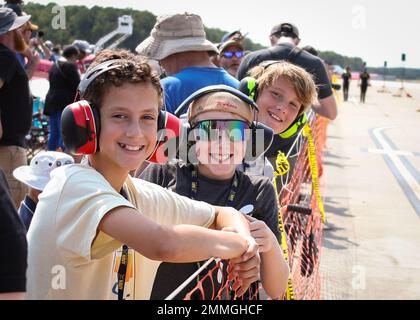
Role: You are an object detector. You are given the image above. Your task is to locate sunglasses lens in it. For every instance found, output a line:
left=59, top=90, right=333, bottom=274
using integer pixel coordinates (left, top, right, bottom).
left=194, top=120, right=249, bottom=142
left=223, top=51, right=244, bottom=58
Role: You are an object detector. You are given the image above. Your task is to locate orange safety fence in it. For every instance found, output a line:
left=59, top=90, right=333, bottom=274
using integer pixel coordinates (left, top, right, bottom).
left=277, top=114, right=329, bottom=300
left=165, top=112, right=330, bottom=300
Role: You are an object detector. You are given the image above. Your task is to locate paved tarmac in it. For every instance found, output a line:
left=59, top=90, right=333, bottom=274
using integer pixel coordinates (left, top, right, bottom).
left=320, top=80, right=420, bottom=299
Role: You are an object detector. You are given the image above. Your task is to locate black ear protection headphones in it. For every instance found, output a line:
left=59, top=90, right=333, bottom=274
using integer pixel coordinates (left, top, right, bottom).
left=61, top=59, right=174, bottom=161
left=238, top=61, right=308, bottom=139
left=174, top=85, right=274, bottom=163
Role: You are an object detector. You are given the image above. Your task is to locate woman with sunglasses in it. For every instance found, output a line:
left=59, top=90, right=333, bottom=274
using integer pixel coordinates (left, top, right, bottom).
left=140, top=88, right=289, bottom=300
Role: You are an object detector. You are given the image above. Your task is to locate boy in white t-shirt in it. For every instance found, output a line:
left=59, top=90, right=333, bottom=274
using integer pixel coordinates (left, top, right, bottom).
left=26, top=49, right=259, bottom=300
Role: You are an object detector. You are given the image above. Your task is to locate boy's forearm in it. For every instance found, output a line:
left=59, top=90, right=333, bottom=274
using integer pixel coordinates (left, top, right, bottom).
left=260, top=237, right=289, bottom=299
left=212, top=206, right=252, bottom=238
left=165, top=225, right=247, bottom=262
left=99, top=206, right=246, bottom=263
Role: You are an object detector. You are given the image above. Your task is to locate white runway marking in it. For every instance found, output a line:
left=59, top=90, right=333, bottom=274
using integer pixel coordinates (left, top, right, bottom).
left=367, top=148, right=415, bottom=157
left=372, top=127, right=420, bottom=202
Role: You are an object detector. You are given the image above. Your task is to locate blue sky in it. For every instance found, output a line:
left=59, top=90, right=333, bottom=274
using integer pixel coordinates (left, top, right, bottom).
left=29, top=0, right=420, bottom=68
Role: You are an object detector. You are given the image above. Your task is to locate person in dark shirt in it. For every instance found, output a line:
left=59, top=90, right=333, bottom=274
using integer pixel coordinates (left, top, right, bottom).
left=237, top=22, right=337, bottom=121
left=359, top=69, right=370, bottom=103
left=43, top=45, right=80, bottom=151
left=140, top=88, right=289, bottom=300
left=2, top=0, right=23, bottom=17
left=342, top=66, right=351, bottom=101
left=0, top=8, right=32, bottom=208
left=0, top=169, right=27, bottom=299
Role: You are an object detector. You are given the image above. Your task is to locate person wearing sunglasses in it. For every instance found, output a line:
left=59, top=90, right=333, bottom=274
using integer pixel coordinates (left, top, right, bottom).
left=217, top=39, right=245, bottom=79
left=140, top=88, right=289, bottom=300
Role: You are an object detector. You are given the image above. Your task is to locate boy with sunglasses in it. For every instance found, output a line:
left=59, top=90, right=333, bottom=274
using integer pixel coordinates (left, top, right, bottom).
left=26, top=50, right=259, bottom=300
left=140, top=87, right=289, bottom=300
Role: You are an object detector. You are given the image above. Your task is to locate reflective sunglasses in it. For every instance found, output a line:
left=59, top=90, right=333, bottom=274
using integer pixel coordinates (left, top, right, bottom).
left=222, top=51, right=245, bottom=59
left=192, top=120, right=250, bottom=142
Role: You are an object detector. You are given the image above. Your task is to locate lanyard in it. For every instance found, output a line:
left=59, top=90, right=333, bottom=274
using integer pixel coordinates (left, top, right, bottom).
left=190, top=166, right=239, bottom=298
left=117, top=245, right=129, bottom=300
left=190, top=167, right=239, bottom=207
left=117, top=187, right=130, bottom=300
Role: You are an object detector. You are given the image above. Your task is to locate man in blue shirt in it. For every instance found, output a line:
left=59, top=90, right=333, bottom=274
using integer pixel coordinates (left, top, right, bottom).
left=136, top=13, right=239, bottom=114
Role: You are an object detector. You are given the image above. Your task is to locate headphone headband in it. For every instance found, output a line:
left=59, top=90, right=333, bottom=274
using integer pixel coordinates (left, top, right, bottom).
left=77, top=59, right=128, bottom=95
left=174, top=85, right=259, bottom=118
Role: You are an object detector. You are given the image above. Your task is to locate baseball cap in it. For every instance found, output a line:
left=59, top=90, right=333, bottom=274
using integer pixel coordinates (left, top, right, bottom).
left=218, top=39, right=244, bottom=54
left=72, top=39, right=92, bottom=54
left=220, top=30, right=243, bottom=43
left=188, top=90, right=254, bottom=124
left=270, top=22, right=300, bottom=39
left=13, top=151, right=75, bottom=191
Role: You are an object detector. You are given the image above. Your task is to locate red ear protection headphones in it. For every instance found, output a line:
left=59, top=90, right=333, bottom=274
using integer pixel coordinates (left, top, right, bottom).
left=61, top=59, right=181, bottom=163
left=174, top=85, right=274, bottom=163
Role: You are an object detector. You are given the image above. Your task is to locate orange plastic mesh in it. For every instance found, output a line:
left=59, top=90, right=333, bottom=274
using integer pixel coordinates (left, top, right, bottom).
left=178, top=114, right=329, bottom=300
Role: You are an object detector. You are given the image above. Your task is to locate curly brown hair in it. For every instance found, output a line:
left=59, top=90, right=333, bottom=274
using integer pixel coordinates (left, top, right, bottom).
left=81, top=49, right=163, bottom=108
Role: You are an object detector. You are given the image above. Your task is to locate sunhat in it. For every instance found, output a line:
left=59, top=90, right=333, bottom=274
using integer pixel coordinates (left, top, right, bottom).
left=13, top=151, right=74, bottom=191
left=136, top=12, right=218, bottom=60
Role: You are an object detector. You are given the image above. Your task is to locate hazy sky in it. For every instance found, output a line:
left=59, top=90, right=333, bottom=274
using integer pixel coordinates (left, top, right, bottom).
left=29, top=0, right=420, bottom=68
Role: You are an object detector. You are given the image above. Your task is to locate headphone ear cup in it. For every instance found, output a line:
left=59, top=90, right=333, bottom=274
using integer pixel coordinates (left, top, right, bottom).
left=156, top=110, right=167, bottom=142
left=244, top=122, right=274, bottom=162
left=147, top=111, right=183, bottom=164
left=61, top=100, right=100, bottom=155
left=279, top=112, right=308, bottom=139
left=238, top=77, right=259, bottom=102
left=177, top=119, right=201, bottom=165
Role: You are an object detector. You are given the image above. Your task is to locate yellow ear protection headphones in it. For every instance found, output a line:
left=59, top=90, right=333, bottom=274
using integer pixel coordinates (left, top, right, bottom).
left=238, top=60, right=308, bottom=139
left=174, top=85, right=274, bottom=163
left=61, top=59, right=181, bottom=162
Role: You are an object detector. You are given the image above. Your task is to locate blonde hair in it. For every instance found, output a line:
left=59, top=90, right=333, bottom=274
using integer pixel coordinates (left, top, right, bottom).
left=248, top=61, right=317, bottom=114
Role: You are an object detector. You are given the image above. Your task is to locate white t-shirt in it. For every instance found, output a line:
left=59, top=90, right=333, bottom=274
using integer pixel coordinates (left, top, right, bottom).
left=26, top=164, right=215, bottom=300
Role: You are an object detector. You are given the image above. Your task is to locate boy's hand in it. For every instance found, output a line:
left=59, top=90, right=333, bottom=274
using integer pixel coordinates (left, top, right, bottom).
left=223, top=227, right=260, bottom=297
left=244, top=215, right=275, bottom=253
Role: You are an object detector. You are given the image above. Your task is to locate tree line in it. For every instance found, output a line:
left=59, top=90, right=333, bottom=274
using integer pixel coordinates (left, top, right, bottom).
left=24, top=2, right=419, bottom=79
left=24, top=2, right=265, bottom=52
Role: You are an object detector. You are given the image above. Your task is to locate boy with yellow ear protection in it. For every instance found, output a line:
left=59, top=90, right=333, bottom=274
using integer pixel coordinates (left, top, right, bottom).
left=26, top=50, right=259, bottom=300
left=239, top=61, right=317, bottom=178
left=140, top=86, right=289, bottom=300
